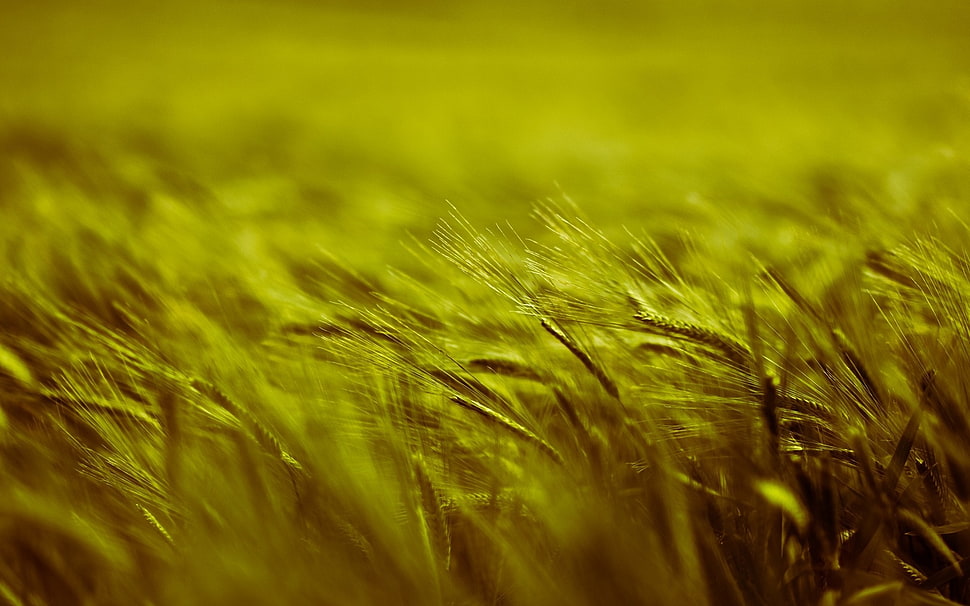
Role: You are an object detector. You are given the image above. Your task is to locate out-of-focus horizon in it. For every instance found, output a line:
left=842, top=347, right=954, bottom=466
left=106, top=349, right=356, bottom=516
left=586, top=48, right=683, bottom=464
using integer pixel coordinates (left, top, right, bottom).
left=2, top=0, right=969, bottom=258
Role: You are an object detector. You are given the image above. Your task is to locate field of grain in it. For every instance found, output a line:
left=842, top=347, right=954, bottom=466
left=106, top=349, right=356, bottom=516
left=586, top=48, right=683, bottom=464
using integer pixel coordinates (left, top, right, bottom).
left=2, top=1, right=970, bottom=604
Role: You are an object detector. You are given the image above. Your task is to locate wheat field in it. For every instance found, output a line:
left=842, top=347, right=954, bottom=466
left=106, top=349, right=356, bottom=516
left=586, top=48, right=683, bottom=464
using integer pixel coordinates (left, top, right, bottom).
left=2, top=1, right=970, bottom=604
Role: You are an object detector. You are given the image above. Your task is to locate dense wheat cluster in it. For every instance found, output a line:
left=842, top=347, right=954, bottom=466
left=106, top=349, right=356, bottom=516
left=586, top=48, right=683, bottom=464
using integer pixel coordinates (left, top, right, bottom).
left=2, top=0, right=970, bottom=604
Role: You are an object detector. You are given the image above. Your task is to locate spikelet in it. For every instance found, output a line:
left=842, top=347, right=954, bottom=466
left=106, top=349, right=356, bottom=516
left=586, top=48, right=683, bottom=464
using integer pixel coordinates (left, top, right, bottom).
left=450, top=394, right=562, bottom=465
left=190, top=378, right=304, bottom=474
left=540, top=317, right=620, bottom=400
left=632, top=310, right=751, bottom=369
left=136, top=504, right=174, bottom=546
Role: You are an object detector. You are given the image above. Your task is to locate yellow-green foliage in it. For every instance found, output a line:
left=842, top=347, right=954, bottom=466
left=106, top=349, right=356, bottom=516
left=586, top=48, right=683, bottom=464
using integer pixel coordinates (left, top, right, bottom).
left=1, top=1, right=970, bottom=604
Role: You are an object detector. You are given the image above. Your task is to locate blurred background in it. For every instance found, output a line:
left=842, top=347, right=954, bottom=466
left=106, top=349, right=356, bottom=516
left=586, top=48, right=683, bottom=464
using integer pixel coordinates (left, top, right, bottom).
left=2, top=0, right=969, bottom=269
